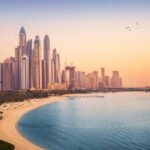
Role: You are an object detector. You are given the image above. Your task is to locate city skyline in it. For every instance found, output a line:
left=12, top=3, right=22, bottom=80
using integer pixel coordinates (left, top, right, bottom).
left=0, top=0, right=150, bottom=87
left=0, top=27, right=123, bottom=91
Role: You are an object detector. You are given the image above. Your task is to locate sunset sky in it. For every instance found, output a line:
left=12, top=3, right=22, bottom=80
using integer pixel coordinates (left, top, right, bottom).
left=0, top=0, right=150, bottom=87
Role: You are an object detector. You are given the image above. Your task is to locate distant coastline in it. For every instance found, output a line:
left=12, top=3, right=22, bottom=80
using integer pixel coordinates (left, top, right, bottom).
left=0, top=88, right=150, bottom=105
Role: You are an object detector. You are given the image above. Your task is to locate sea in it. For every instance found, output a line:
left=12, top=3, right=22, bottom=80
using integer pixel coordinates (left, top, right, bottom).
left=17, top=92, right=150, bottom=150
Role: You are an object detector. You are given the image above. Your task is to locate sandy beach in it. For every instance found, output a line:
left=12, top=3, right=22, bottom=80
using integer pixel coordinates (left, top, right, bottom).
left=0, top=96, right=66, bottom=150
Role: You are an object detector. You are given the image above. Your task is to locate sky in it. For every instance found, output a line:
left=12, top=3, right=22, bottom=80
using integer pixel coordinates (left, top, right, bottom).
left=0, top=0, right=150, bottom=87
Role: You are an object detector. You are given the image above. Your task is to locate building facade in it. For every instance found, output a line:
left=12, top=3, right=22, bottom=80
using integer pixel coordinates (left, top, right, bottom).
left=2, top=57, right=15, bottom=90
left=51, top=48, right=61, bottom=84
left=43, top=35, right=51, bottom=89
left=15, top=27, right=26, bottom=90
left=21, top=55, right=29, bottom=90
left=110, top=71, right=122, bottom=88
left=33, top=35, right=42, bottom=90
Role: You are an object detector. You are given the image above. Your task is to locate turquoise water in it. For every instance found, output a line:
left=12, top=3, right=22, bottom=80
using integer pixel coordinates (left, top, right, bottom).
left=18, top=92, right=150, bottom=150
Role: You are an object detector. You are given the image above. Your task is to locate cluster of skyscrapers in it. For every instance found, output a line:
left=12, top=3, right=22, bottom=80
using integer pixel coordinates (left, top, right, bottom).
left=0, top=27, right=123, bottom=91
left=70, top=68, right=122, bottom=90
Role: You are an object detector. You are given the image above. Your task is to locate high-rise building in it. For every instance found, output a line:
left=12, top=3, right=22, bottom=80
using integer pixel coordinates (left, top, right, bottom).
left=84, top=71, right=99, bottom=89
left=65, top=66, right=76, bottom=89
left=2, top=57, right=15, bottom=90
left=75, top=71, right=81, bottom=89
left=42, top=59, right=45, bottom=89
left=110, top=71, right=123, bottom=88
left=74, top=71, right=86, bottom=89
left=43, top=35, right=51, bottom=89
left=57, top=54, right=61, bottom=83
left=51, top=48, right=61, bottom=84
left=26, top=39, right=33, bottom=89
left=19, top=27, right=26, bottom=47
left=21, top=55, right=29, bottom=90
left=85, top=73, right=91, bottom=89
left=33, top=35, right=42, bottom=90
left=101, top=67, right=105, bottom=87
left=15, top=46, right=22, bottom=89
left=15, top=27, right=27, bottom=89
left=51, top=59, right=54, bottom=84
left=93, top=71, right=99, bottom=89
left=19, top=27, right=27, bottom=56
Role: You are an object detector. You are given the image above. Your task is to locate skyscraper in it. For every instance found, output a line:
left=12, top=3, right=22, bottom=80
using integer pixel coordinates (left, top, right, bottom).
left=75, top=71, right=81, bottom=89
left=101, top=67, right=105, bottom=87
left=74, top=71, right=86, bottom=89
left=93, top=71, right=99, bottom=89
left=57, top=54, right=61, bottom=83
left=2, top=57, right=15, bottom=90
left=19, top=27, right=26, bottom=47
left=80, top=72, right=86, bottom=89
left=21, top=55, right=29, bottom=90
left=15, top=27, right=26, bottom=89
left=26, top=39, right=33, bottom=89
left=51, top=48, right=61, bottom=84
left=33, top=35, right=42, bottom=90
left=110, top=71, right=123, bottom=88
left=65, top=66, right=76, bottom=89
left=43, top=35, right=51, bottom=89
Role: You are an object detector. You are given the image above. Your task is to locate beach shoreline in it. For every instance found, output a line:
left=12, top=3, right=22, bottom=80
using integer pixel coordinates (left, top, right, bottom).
left=0, top=93, right=102, bottom=150
left=0, top=96, right=67, bottom=150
